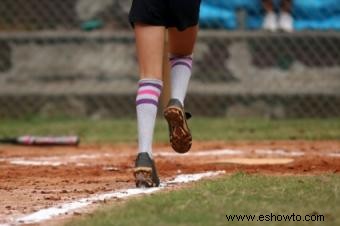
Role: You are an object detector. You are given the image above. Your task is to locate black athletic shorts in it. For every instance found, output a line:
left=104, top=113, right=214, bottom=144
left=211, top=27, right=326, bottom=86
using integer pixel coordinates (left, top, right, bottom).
left=129, top=0, right=201, bottom=31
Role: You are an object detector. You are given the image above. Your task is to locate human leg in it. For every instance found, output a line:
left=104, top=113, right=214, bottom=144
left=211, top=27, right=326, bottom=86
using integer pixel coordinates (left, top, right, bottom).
left=262, top=0, right=278, bottom=31
left=281, top=0, right=292, bottom=12
left=134, top=24, right=165, bottom=80
left=168, top=25, right=198, bottom=105
left=278, top=0, right=293, bottom=32
left=263, top=0, right=274, bottom=12
left=163, top=26, right=198, bottom=153
left=133, top=23, right=165, bottom=187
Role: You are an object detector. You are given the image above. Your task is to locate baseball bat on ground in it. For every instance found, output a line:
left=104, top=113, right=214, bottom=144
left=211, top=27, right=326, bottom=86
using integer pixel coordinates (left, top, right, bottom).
left=0, top=135, right=80, bottom=146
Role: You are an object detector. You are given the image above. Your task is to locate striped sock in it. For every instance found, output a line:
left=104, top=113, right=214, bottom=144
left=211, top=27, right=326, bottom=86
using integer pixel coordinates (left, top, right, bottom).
left=136, top=79, right=163, bottom=158
left=169, top=54, right=193, bottom=106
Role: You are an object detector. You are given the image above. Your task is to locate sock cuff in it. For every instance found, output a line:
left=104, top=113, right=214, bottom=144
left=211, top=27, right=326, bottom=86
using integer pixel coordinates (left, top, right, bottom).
left=168, top=53, right=193, bottom=59
left=138, top=79, right=163, bottom=88
left=168, top=54, right=193, bottom=70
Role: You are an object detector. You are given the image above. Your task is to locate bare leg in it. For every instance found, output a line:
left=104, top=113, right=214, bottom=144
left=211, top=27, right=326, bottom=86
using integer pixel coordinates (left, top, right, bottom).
left=134, top=23, right=165, bottom=79
left=281, top=0, right=292, bottom=12
left=262, top=0, right=292, bottom=13
left=168, top=25, right=198, bottom=56
left=262, top=0, right=274, bottom=12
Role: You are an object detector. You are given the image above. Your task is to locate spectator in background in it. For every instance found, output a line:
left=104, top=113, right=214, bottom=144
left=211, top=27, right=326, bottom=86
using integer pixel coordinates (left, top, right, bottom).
left=262, top=0, right=293, bottom=32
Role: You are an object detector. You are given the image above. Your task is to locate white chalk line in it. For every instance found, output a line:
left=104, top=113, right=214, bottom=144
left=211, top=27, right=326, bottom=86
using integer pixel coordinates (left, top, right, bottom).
left=12, top=171, right=224, bottom=225
left=0, top=154, right=114, bottom=166
left=254, top=149, right=305, bottom=157
left=327, top=153, right=340, bottom=157
left=9, top=159, right=64, bottom=166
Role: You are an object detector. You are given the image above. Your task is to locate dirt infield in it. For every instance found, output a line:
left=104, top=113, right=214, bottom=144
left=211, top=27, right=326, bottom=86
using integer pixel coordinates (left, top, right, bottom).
left=1, top=140, right=340, bottom=225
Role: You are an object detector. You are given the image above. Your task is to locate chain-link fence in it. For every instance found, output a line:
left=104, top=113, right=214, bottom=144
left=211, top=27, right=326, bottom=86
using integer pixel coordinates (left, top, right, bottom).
left=0, top=0, right=340, bottom=118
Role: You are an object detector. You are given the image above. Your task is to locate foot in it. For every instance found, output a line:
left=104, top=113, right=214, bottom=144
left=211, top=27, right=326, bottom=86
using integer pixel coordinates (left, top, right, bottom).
left=163, top=99, right=192, bottom=154
left=278, top=12, right=293, bottom=32
left=134, top=152, right=160, bottom=188
left=263, top=12, right=278, bottom=32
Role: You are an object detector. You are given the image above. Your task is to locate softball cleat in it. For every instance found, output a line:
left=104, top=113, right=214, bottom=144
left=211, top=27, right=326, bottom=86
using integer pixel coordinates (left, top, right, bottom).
left=164, top=98, right=192, bottom=154
left=134, top=152, right=160, bottom=188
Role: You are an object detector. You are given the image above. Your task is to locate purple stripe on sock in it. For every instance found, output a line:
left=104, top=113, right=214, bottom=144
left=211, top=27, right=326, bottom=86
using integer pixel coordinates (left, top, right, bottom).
left=136, top=99, right=158, bottom=106
left=169, top=56, right=193, bottom=61
left=172, top=61, right=192, bottom=70
left=139, top=82, right=162, bottom=90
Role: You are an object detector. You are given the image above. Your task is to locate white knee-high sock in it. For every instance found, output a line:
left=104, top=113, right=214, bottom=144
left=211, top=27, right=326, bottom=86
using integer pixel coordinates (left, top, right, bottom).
left=169, top=54, right=193, bottom=106
left=136, top=79, right=163, bottom=158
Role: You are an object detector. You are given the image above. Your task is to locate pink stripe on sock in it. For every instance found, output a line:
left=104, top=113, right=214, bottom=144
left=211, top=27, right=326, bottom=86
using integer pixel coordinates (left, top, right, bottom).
left=138, top=89, right=160, bottom=97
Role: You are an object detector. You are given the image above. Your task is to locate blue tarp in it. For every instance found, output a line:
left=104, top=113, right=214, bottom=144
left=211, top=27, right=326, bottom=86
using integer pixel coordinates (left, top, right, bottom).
left=201, top=0, right=262, bottom=11
left=199, top=2, right=237, bottom=29
left=199, top=0, right=340, bottom=30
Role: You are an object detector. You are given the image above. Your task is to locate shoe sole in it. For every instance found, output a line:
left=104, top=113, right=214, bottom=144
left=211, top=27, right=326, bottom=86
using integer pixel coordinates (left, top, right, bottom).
left=163, top=106, right=192, bottom=153
left=134, top=167, right=157, bottom=188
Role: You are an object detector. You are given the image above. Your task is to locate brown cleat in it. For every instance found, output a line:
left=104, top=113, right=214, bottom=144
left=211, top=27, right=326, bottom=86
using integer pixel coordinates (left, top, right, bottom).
left=163, top=99, right=192, bottom=154
left=134, top=153, right=160, bottom=188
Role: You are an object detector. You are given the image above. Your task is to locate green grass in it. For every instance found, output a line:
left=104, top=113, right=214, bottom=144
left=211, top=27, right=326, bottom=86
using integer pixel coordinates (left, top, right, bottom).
left=66, top=173, right=340, bottom=226
left=0, top=117, right=339, bottom=143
